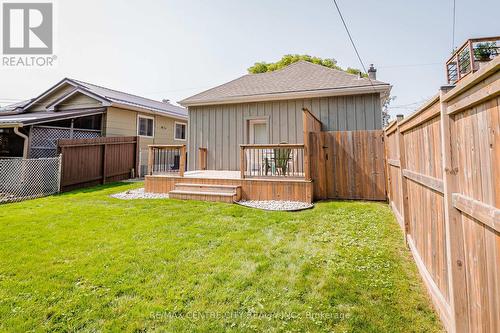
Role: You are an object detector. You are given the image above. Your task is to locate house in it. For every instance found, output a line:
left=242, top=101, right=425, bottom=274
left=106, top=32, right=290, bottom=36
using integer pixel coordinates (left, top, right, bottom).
left=0, top=78, right=188, bottom=158
left=179, top=60, right=390, bottom=171
left=144, top=61, right=391, bottom=203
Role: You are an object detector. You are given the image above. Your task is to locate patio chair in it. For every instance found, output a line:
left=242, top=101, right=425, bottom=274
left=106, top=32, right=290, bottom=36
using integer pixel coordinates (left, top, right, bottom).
left=262, top=157, right=272, bottom=176
left=273, top=147, right=291, bottom=176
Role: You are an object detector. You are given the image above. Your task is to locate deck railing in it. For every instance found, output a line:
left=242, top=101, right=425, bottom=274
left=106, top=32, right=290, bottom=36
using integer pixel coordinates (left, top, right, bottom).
left=147, top=145, right=186, bottom=176
left=240, top=144, right=305, bottom=179
left=446, top=36, right=499, bottom=84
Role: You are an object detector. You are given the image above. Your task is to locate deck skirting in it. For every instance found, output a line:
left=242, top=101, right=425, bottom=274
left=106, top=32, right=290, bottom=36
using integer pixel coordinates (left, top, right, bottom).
left=145, top=175, right=313, bottom=203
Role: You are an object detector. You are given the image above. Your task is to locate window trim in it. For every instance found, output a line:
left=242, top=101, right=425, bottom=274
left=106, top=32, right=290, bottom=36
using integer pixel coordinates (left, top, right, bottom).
left=137, top=114, right=155, bottom=138
left=174, top=121, right=187, bottom=141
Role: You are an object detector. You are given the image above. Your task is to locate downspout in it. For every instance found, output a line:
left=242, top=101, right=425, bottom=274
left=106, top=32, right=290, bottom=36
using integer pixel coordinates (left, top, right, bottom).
left=13, top=126, right=29, bottom=158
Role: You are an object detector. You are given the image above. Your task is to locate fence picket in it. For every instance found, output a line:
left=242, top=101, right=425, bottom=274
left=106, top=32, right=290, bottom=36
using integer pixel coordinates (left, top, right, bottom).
left=57, top=136, right=139, bottom=191
left=385, top=58, right=500, bottom=332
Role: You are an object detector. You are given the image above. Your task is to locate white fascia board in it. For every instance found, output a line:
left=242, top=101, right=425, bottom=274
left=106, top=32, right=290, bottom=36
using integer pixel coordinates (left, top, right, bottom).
left=180, top=85, right=392, bottom=107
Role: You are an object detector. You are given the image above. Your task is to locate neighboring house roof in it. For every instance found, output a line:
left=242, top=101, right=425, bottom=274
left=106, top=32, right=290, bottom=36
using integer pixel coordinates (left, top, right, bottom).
left=23, top=78, right=187, bottom=119
left=0, top=99, right=34, bottom=113
left=0, top=108, right=105, bottom=127
left=180, top=61, right=391, bottom=106
left=70, top=79, right=187, bottom=118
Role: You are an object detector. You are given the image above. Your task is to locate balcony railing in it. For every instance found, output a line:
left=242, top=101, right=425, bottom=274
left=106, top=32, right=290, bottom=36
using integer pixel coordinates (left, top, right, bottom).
left=446, top=36, right=499, bottom=84
left=147, top=144, right=186, bottom=176
left=240, top=144, right=305, bottom=179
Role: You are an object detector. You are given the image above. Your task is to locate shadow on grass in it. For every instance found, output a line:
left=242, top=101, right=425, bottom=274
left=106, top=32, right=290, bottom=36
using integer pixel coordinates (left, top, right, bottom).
left=56, top=182, right=137, bottom=196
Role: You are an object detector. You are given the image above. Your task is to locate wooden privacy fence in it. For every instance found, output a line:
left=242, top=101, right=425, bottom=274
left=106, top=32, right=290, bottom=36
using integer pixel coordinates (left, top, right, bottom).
left=385, top=58, right=499, bottom=333
left=302, top=107, right=386, bottom=201
left=58, top=136, right=139, bottom=191
left=309, top=130, right=386, bottom=201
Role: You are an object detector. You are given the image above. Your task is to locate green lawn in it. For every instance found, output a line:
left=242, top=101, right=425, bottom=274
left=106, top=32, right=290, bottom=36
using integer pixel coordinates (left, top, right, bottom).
left=0, top=182, right=441, bottom=332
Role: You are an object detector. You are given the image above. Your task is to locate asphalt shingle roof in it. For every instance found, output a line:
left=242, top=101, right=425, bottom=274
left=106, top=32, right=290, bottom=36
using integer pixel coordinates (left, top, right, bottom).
left=180, top=60, right=390, bottom=105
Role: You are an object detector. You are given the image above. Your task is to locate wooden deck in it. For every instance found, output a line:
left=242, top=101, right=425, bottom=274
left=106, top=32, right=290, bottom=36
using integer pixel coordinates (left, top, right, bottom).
left=144, top=110, right=387, bottom=204
left=145, top=170, right=313, bottom=203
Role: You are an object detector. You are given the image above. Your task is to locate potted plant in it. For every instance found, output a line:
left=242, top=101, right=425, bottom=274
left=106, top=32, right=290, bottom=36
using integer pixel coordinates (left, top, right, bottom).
left=474, top=42, right=496, bottom=62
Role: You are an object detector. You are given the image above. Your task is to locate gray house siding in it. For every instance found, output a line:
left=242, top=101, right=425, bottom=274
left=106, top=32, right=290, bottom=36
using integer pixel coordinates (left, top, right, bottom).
left=187, top=93, right=382, bottom=171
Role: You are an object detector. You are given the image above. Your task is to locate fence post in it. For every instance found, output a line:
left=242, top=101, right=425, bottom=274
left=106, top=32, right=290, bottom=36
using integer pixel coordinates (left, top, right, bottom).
left=383, top=131, right=391, bottom=201
left=396, top=116, right=411, bottom=238
left=467, top=39, right=475, bottom=73
left=147, top=146, right=153, bottom=176
left=179, top=145, right=186, bottom=177
left=134, top=136, right=140, bottom=179
left=439, top=85, right=468, bottom=333
left=57, top=153, right=63, bottom=192
left=101, top=143, right=107, bottom=184
left=240, top=146, right=245, bottom=179
left=198, top=148, right=207, bottom=170
left=303, top=111, right=311, bottom=181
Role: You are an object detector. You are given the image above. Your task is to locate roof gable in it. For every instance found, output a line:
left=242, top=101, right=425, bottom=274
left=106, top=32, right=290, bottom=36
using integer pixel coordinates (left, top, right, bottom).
left=46, top=88, right=110, bottom=111
left=23, top=78, right=187, bottom=119
left=180, top=61, right=391, bottom=106
left=70, top=79, right=187, bottom=118
left=24, top=79, right=78, bottom=112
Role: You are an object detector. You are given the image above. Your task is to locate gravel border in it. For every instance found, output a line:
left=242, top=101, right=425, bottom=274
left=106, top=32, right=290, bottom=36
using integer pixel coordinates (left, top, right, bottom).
left=236, top=200, right=314, bottom=211
left=110, top=188, right=169, bottom=200
left=111, top=189, right=313, bottom=211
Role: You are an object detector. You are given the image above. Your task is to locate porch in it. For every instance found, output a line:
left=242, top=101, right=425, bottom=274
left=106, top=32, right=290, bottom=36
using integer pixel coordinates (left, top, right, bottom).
left=143, top=108, right=387, bottom=204
left=144, top=144, right=313, bottom=203
left=0, top=109, right=103, bottom=158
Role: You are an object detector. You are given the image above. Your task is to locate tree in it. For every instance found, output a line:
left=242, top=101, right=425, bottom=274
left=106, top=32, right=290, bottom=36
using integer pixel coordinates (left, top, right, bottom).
left=382, top=96, right=396, bottom=127
left=345, top=67, right=368, bottom=78
left=248, top=54, right=367, bottom=77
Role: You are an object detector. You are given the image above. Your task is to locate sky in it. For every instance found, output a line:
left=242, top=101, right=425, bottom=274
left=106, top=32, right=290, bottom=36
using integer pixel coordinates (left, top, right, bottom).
left=0, top=0, right=499, bottom=119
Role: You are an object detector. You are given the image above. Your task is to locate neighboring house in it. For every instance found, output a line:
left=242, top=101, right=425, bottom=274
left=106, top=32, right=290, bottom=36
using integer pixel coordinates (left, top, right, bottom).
left=0, top=78, right=188, bottom=158
left=0, top=99, right=34, bottom=113
left=179, top=60, right=391, bottom=171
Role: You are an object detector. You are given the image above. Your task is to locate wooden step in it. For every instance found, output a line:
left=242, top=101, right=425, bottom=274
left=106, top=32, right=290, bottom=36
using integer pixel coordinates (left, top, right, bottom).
left=173, top=183, right=241, bottom=201
left=169, top=190, right=236, bottom=203
left=174, top=183, right=239, bottom=192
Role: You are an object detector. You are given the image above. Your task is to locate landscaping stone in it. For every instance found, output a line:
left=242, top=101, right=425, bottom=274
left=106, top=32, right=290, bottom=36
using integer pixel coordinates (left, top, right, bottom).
left=236, top=200, right=313, bottom=211
left=110, top=188, right=168, bottom=200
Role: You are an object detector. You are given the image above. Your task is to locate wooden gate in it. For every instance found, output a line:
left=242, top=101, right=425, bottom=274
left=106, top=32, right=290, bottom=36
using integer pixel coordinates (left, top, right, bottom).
left=58, top=136, right=139, bottom=191
left=309, top=130, right=386, bottom=201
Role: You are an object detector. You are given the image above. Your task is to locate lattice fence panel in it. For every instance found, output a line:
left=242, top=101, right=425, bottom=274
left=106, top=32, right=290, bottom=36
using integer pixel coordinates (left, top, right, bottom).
left=73, top=130, right=101, bottom=140
left=29, top=126, right=100, bottom=158
left=0, top=156, right=61, bottom=204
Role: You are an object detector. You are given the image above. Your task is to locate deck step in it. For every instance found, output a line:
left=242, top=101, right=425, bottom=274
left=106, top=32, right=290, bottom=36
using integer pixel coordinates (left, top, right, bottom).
left=169, top=190, right=236, bottom=203
left=170, top=183, right=242, bottom=202
left=174, top=183, right=239, bottom=193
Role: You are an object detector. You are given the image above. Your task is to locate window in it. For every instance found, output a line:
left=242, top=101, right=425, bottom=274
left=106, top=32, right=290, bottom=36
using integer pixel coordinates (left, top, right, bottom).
left=175, top=122, right=186, bottom=140
left=138, top=116, right=154, bottom=137
left=248, top=119, right=267, bottom=144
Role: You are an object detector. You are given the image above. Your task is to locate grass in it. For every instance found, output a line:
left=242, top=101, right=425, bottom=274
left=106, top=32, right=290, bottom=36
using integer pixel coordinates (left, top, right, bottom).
left=0, top=182, right=442, bottom=332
